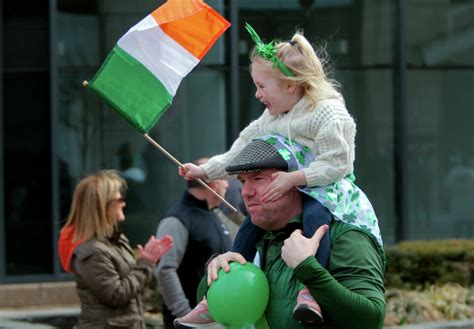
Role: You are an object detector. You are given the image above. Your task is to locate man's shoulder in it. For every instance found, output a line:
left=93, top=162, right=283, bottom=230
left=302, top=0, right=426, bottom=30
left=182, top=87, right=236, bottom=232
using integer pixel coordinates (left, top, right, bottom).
left=330, top=221, right=366, bottom=239
left=164, top=200, right=212, bottom=222
left=159, top=215, right=184, bottom=227
left=330, top=221, right=386, bottom=266
left=330, top=221, right=381, bottom=251
left=161, top=203, right=219, bottom=235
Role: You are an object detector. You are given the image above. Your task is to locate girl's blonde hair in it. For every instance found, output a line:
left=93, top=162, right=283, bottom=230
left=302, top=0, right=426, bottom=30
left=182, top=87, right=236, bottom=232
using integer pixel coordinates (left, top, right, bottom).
left=63, top=169, right=127, bottom=242
left=250, top=31, right=341, bottom=105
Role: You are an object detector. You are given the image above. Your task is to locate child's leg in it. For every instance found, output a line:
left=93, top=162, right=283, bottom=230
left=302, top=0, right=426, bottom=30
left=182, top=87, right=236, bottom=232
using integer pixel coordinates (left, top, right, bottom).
left=232, top=216, right=264, bottom=261
left=302, top=194, right=332, bottom=268
left=293, top=195, right=330, bottom=325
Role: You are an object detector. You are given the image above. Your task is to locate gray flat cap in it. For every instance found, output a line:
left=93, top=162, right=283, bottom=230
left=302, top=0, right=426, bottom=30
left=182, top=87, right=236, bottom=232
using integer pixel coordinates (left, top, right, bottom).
left=225, top=139, right=288, bottom=175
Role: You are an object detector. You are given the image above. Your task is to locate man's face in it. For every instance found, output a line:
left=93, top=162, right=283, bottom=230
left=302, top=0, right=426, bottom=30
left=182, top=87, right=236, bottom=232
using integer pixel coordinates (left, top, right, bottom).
left=213, top=179, right=229, bottom=198
left=207, top=179, right=229, bottom=207
left=238, top=169, right=300, bottom=230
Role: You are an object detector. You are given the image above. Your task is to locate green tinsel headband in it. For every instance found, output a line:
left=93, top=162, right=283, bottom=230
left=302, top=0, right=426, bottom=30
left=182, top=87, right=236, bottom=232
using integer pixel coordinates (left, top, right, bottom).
left=245, top=23, right=295, bottom=77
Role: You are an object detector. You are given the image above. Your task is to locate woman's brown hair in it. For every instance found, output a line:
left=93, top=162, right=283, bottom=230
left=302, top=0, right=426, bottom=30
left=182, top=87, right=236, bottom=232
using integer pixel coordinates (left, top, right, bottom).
left=62, top=170, right=127, bottom=242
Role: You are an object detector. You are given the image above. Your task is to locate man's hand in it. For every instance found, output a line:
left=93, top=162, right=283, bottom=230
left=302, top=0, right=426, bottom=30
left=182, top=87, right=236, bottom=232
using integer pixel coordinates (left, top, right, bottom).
left=281, top=225, right=329, bottom=268
left=207, top=252, right=246, bottom=286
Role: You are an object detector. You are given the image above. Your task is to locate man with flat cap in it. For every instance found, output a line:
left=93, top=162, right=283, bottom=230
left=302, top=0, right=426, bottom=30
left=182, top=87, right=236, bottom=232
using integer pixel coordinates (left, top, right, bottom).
left=191, top=135, right=386, bottom=329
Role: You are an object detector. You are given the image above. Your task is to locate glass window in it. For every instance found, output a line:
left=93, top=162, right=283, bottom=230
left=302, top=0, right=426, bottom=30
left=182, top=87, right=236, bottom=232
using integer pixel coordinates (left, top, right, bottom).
left=339, top=70, right=396, bottom=244
left=406, top=0, right=474, bottom=67
left=3, top=0, right=52, bottom=275
left=56, top=11, right=102, bottom=224
left=405, top=0, right=474, bottom=239
left=406, top=70, right=474, bottom=239
left=238, top=0, right=393, bottom=67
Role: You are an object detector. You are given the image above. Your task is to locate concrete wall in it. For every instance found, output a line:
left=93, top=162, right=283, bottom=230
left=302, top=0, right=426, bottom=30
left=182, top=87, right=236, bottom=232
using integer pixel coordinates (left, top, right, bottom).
left=0, top=282, right=79, bottom=308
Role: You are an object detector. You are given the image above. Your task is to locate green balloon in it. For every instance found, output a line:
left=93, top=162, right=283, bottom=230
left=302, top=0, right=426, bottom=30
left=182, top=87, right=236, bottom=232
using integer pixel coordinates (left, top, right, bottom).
left=207, top=262, right=269, bottom=328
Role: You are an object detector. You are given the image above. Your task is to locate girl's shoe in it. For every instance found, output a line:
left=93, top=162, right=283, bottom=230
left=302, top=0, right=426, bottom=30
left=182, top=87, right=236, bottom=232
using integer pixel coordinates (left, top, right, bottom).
left=173, top=298, right=216, bottom=328
left=292, top=288, right=323, bottom=325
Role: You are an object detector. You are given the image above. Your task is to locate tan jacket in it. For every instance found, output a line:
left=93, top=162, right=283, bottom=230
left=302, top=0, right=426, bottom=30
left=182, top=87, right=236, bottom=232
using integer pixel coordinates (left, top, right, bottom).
left=71, top=233, right=153, bottom=329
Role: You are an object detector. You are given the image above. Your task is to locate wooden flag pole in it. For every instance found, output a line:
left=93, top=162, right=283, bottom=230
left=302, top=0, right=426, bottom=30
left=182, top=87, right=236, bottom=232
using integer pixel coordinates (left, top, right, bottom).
left=143, top=134, right=238, bottom=213
left=82, top=80, right=238, bottom=213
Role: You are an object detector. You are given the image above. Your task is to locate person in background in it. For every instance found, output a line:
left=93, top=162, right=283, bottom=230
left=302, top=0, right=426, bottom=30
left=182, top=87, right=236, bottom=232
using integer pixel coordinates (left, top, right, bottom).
left=155, top=158, right=233, bottom=329
left=58, top=169, right=173, bottom=329
left=215, top=176, right=248, bottom=240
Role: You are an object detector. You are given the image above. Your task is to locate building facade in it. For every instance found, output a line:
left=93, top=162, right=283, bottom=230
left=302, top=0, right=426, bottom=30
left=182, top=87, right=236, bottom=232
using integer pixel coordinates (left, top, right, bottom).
left=1, top=0, right=473, bottom=283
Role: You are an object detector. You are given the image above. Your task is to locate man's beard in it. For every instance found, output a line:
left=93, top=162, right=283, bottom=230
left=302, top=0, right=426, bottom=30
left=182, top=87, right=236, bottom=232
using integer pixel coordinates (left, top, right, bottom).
left=250, top=200, right=294, bottom=231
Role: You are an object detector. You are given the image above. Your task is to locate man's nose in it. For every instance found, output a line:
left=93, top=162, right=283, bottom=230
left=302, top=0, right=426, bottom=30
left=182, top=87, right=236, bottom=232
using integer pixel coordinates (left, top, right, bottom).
left=241, top=183, right=253, bottom=197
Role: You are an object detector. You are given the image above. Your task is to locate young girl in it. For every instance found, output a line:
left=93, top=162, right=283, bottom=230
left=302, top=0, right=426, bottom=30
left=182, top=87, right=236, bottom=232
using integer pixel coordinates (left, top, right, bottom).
left=175, top=23, right=382, bottom=327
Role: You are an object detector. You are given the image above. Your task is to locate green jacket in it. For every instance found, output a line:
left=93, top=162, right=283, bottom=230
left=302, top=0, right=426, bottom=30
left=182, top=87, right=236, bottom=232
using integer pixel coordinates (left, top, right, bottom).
left=295, top=221, right=386, bottom=329
left=198, top=220, right=386, bottom=329
left=257, top=220, right=385, bottom=329
left=255, top=221, right=307, bottom=328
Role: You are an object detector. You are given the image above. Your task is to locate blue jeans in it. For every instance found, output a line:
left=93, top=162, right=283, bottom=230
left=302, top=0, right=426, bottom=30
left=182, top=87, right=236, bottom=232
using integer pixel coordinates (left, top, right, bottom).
left=232, top=194, right=331, bottom=268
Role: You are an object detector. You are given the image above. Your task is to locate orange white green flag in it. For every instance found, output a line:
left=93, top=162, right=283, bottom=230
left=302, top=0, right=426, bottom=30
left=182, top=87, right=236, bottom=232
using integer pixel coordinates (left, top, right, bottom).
left=87, top=0, right=230, bottom=133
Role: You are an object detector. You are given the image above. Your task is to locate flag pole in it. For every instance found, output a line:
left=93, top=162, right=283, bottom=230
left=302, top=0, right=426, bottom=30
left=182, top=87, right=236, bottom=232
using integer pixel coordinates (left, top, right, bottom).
left=143, top=134, right=238, bottom=213
left=82, top=80, right=238, bottom=213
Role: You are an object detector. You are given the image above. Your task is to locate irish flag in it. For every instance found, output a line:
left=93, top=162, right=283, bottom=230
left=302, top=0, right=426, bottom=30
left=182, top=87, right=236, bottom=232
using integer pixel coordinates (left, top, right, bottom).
left=88, top=0, right=230, bottom=133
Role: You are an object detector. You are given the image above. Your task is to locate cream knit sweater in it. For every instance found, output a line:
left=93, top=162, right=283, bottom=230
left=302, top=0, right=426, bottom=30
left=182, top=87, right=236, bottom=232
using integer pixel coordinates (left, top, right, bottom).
left=201, top=95, right=356, bottom=187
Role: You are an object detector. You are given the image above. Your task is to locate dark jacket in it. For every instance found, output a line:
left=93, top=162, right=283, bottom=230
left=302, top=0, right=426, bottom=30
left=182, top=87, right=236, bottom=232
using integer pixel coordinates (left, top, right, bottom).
left=69, top=232, right=153, bottom=329
left=164, top=192, right=232, bottom=306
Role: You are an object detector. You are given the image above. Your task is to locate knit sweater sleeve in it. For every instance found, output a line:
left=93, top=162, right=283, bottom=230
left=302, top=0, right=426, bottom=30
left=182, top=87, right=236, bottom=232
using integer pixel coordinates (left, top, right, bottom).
left=293, top=230, right=386, bottom=329
left=200, top=112, right=268, bottom=180
left=302, top=101, right=356, bottom=187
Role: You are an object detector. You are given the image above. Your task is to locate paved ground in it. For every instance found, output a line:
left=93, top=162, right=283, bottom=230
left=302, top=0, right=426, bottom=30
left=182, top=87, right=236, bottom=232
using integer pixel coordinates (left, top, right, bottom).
left=0, top=306, right=79, bottom=328
left=1, top=307, right=473, bottom=328
left=385, top=321, right=474, bottom=329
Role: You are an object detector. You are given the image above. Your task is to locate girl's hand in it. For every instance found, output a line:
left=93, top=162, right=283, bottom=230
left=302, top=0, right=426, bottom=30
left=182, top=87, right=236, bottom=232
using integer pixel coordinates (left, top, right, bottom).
left=178, top=163, right=208, bottom=180
left=262, top=170, right=307, bottom=202
left=261, top=171, right=296, bottom=202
